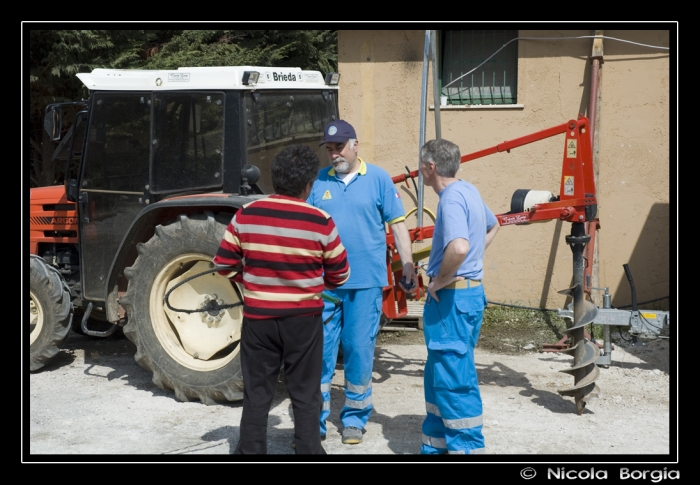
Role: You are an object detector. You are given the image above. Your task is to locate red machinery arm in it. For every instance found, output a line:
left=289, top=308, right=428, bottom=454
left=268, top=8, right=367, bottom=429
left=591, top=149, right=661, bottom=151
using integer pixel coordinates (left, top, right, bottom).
left=392, top=119, right=578, bottom=184
left=393, top=115, right=597, bottom=226
left=384, top=115, right=599, bottom=319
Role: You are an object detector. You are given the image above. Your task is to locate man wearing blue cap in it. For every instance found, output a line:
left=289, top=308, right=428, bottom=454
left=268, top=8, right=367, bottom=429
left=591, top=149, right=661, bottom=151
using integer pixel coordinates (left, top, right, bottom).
left=307, top=119, right=418, bottom=445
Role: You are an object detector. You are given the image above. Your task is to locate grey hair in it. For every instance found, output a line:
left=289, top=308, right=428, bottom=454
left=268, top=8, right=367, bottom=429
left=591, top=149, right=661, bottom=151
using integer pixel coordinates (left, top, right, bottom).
left=420, top=139, right=461, bottom=177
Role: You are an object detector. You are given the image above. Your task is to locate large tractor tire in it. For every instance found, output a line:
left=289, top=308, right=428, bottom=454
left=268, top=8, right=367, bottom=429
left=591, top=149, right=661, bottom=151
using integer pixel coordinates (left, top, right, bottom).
left=121, top=212, right=244, bottom=405
left=29, top=255, right=73, bottom=371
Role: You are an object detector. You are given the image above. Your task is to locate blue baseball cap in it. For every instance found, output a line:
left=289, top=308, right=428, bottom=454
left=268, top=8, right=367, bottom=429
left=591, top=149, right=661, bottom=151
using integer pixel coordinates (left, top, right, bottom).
left=320, top=120, right=357, bottom=146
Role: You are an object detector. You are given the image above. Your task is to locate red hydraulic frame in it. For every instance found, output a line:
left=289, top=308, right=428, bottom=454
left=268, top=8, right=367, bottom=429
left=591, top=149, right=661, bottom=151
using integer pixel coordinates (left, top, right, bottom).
left=383, top=114, right=600, bottom=320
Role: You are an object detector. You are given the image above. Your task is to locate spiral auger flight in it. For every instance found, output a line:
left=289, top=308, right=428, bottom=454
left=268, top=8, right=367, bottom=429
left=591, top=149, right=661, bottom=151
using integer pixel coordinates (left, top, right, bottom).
left=557, top=222, right=600, bottom=414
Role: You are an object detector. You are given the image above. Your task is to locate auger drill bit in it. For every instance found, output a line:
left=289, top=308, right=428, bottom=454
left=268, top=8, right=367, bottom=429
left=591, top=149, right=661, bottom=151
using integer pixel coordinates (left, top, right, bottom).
left=557, top=222, right=600, bottom=414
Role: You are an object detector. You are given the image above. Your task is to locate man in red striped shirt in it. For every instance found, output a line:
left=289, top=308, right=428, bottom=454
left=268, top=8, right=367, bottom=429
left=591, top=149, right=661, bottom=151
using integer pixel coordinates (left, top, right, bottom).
left=215, top=144, right=350, bottom=455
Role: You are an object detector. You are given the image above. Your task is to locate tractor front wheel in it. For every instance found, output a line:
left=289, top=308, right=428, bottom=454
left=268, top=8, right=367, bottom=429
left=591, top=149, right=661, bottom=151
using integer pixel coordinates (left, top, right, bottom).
left=121, top=212, right=244, bottom=405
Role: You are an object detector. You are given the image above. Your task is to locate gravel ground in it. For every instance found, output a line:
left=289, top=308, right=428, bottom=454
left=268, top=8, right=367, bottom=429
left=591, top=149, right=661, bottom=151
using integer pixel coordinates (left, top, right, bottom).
left=25, top=328, right=675, bottom=463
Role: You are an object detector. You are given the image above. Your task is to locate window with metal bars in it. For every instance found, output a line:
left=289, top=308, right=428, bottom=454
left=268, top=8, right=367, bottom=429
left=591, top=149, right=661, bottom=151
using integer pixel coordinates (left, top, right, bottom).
left=441, top=30, right=518, bottom=106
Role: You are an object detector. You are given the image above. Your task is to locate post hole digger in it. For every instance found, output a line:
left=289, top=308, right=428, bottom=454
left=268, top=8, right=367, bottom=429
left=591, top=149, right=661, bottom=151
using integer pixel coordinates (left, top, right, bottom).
left=387, top=114, right=602, bottom=414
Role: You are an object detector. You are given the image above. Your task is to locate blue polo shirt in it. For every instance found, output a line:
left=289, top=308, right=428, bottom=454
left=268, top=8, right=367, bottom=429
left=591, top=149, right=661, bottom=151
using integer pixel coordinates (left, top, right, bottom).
left=426, top=180, right=497, bottom=281
left=307, top=158, right=405, bottom=289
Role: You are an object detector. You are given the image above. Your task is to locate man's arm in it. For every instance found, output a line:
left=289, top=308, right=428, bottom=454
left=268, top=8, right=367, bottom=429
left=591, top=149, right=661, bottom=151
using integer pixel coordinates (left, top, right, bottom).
left=390, top=221, right=419, bottom=292
left=484, top=204, right=499, bottom=249
left=428, top=237, right=470, bottom=302
left=485, top=222, right=499, bottom=249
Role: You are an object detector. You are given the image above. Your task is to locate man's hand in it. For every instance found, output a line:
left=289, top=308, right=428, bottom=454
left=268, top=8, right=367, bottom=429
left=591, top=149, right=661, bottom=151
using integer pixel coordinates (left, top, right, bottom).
left=427, top=275, right=463, bottom=303
left=427, top=280, right=440, bottom=302
left=399, top=262, right=418, bottom=295
left=391, top=222, right=418, bottom=296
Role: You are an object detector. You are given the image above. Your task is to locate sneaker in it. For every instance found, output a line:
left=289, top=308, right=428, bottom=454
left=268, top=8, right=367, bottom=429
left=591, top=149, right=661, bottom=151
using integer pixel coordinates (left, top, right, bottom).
left=341, top=427, right=363, bottom=444
left=292, top=434, right=325, bottom=449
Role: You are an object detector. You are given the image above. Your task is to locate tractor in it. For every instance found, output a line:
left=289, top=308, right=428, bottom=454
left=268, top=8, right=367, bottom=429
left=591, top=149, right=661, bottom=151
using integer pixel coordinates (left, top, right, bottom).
left=29, top=66, right=341, bottom=404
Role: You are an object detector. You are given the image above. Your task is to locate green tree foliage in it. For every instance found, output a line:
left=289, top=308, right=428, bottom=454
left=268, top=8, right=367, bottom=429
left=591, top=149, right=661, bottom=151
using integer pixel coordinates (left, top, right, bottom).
left=142, top=30, right=337, bottom=73
left=27, top=29, right=337, bottom=187
left=28, top=30, right=173, bottom=187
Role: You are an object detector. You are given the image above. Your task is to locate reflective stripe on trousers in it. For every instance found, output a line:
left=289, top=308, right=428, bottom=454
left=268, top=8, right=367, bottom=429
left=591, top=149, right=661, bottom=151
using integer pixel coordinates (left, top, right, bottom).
left=421, top=434, right=485, bottom=454
left=320, top=382, right=373, bottom=413
left=345, top=395, right=372, bottom=409
left=426, top=401, right=483, bottom=429
left=448, top=447, right=485, bottom=454
left=345, top=379, right=371, bottom=394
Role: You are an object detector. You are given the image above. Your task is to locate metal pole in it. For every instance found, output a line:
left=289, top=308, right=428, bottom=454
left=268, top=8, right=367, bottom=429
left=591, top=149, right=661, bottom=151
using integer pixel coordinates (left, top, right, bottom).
left=417, top=30, right=430, bottom=228
left=601, top=288, right=612, bottom=363
left=431, top=30, right=441, bottom=141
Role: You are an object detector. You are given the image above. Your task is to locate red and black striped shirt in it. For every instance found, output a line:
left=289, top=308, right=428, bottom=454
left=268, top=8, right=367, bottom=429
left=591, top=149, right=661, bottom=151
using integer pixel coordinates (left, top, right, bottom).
left=214, top=195, right=350, bottom=319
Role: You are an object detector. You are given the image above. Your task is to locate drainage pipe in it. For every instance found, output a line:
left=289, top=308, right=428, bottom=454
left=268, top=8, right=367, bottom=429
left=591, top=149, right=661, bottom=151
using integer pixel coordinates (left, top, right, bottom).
left=586, top=30, right=604, bottom=304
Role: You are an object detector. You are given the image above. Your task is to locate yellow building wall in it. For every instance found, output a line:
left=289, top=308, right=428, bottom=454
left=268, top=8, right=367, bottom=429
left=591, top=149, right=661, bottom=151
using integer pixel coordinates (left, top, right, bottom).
left=337, top=29, right=671, bottom=310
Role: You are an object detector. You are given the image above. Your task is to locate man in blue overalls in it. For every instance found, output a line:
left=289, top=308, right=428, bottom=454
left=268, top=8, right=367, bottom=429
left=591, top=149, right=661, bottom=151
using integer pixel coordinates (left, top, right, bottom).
left=418, top=138, right=499, bottom=454
left=307, top=120, right=418, bottom=445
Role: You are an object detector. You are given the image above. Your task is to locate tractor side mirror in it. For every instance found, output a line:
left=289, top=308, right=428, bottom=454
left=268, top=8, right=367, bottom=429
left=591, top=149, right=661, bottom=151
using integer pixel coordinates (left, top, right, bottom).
left=44, top=106, right=62, bottom=141
left=242, top=164, right=260, bottom=185
left=240, top=164, right=261, bottom=196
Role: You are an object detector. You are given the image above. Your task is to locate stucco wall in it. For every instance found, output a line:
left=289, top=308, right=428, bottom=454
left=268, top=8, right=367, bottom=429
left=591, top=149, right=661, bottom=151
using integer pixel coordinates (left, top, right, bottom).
left=337, top=29, right=671, bottom=310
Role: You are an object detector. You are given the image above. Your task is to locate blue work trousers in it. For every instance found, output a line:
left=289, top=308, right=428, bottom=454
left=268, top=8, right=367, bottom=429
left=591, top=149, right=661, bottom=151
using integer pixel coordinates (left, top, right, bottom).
left=320, top=287, right=382, bottom=435
left=421, top=285, right=487, bottom=454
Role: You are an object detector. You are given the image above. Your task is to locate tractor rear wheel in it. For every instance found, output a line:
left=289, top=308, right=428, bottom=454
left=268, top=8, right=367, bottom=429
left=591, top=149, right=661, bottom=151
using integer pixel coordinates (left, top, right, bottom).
left=121, top=212, right=244, bottom=405
left=29, top=256, right=73, bottom=371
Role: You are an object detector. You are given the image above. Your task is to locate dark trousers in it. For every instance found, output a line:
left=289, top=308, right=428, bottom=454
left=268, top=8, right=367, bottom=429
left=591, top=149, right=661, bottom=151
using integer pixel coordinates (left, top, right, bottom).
left=234, top=314, right=326, bottom=455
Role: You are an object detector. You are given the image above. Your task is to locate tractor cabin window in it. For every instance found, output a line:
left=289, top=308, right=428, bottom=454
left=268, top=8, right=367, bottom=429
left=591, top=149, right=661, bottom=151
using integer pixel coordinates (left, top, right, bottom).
left=244, top=90, right=337, bottom=194
left=441, top=30, right=518, bottom=106
left=151, top=92, right=225, bottom=194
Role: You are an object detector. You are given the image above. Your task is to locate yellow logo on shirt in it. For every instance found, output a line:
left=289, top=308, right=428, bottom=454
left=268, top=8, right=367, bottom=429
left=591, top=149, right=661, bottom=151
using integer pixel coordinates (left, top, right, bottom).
left=322, top=190, right=332, bottom=200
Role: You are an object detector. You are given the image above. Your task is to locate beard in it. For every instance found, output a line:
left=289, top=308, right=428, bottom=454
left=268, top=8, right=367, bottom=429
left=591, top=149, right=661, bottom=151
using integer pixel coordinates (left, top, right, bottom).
left=332, top=156, right=351, bottom=174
